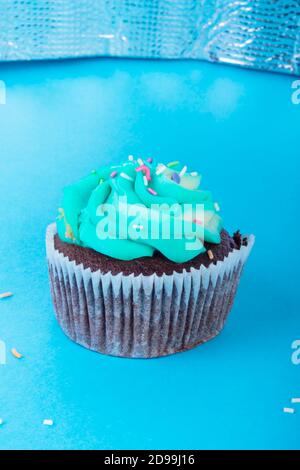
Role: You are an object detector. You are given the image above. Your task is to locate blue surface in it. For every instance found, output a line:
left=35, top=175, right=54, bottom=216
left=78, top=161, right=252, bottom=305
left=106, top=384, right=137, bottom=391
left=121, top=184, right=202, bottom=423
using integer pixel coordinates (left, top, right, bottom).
left=0, top=57, right=299, bottom=450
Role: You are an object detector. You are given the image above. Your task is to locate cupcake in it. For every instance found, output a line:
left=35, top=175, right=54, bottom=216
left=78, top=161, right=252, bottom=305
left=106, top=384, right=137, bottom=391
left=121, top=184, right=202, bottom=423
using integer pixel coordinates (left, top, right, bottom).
left=46, top=157, right=254, bottom=358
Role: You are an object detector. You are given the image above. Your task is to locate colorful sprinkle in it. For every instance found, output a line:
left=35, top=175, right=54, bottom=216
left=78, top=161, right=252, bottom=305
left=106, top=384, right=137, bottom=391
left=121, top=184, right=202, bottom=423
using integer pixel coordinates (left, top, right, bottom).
left=43, top=419, right=54, bottom=426
left=179, top=165, right=187, bottom=177
left=99, top=178, right=104, bottom=185
left=0, top=292, right=13, bottom=299
left=128, top=155, right=134, bottom=161
left=137, top=158, right=144, bottom=166
left=135, top=164, right=151, bottom=181
left=167, top=161, right=179, bottom=168
left=110, top=171, right=118, bottom=178
left=283, top=407, right=295, bottom=414
left=11, top=348, right=23, bottom=359
left=190, top=171, right=198, bottom=176
left=193, top=219, right=203, bottom=226
left=120, top=172, right=134, bottom=182
left=143, top=175, right=148, bottom=186
left=171, top=172, right=181, bottom=184
left=156, top=164, right=167, bottom=176
left=291, top=398, right=300, bottom=403
left=147, top=158, right=153, bottom=163
left=214, top=202, right=220, bottom=212
left=148, top=188, right=157, bottom=196
left=207, top=250, right=214, bottom=260
left=132, top=224, right=144, bottom=230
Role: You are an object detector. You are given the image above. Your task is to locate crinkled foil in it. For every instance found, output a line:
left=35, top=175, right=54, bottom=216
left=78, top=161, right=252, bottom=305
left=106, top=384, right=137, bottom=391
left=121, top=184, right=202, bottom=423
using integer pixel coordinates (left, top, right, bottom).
left=0, top=1, right=299, bottom=75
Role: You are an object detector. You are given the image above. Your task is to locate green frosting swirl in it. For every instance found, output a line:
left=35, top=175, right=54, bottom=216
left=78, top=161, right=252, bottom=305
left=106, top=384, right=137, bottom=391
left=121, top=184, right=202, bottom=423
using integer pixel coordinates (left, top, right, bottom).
left=56, top=158, right=222, bottom=263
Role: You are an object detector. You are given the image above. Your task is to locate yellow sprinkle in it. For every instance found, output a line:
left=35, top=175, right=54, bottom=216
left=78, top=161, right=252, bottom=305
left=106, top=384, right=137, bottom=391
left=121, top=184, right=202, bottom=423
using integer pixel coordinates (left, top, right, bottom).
left=167, top=161, right=179, bottom=168
left=99, top=178, right=104, bottom=184
left=11, top=348, right=23, bottom=359
left=207, top=250, right=214, bottom=260
left=0, top=292, right=13, bottom=299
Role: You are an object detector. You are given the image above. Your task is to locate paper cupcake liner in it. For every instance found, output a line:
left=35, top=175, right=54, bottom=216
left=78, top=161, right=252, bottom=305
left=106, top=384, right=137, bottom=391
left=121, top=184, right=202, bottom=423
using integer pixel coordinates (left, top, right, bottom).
left=46, top=223, right=255, bottom=358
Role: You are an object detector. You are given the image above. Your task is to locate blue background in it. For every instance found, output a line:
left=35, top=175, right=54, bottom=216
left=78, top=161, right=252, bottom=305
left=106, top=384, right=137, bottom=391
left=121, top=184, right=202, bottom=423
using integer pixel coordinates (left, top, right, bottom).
left=0, top=57, right=299, bottom=450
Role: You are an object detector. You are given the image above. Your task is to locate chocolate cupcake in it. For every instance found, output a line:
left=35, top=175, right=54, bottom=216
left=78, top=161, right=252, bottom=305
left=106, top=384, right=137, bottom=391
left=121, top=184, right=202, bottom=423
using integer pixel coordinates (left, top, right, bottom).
left=46, top=157, right=254, bottom=358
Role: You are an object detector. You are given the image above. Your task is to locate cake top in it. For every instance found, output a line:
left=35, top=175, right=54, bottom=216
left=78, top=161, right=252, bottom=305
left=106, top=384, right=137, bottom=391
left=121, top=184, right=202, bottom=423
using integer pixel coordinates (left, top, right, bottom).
left=56, top=156, right=223, bottom=263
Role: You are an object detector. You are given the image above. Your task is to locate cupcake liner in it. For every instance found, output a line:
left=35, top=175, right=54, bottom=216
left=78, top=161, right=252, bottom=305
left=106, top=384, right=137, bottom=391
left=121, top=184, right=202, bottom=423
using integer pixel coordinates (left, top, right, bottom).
left=46, top=223, right=255, bottom=358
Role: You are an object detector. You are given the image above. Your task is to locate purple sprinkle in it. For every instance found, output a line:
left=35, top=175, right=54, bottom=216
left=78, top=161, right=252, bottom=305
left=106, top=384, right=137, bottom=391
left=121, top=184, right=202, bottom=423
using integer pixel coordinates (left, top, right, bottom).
left=110, top=171, right=118, bottom=178
left=171, top=172, right=181, bottom=184
left=147, top=158, right=153, bottom=163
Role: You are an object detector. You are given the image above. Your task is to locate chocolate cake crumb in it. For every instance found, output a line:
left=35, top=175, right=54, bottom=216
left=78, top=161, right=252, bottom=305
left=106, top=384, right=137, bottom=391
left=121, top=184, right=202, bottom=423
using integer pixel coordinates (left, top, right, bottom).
left=54, top=229, right=245, bottom=277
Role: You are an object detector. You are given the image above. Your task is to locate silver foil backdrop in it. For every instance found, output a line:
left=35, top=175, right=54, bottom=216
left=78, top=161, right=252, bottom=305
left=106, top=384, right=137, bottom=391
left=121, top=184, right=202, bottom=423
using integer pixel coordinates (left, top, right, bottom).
left=0, top=0, right=299, bottom=75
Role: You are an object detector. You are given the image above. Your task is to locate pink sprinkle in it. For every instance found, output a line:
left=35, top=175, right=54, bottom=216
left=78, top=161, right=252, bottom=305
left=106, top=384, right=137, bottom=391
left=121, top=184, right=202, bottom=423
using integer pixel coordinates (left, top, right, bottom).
left=110, top=171, right=118, bottom=178
left=148, top=188, right=157, bottom=196
left=135, top=164, right=151, bottom=181
left=147, top=158, right=153, bottom=163
left=193, top=218, right=203, bottom=225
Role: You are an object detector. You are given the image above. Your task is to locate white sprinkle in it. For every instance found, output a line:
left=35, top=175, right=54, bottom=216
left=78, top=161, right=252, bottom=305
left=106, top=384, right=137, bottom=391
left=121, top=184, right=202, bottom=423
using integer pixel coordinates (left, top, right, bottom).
left=156, top=164, right=167, bottom=176
left=283, top=407, right=295, bottom=414
left=143, top=175, right=148, bottom=186
left=128, top=155, right=134, bottom=161
left=214, top=202, right=220, bottom=212
left=291, top=398, right=300, bottom=403
left=120, top=172, right=133, bottom=182
left=190, top=171, right=198, bottom=176
left=137, top=158, right=144, bottom=166
left=0, top=419, right=3, bottom=426
left=0, top=292, right=13, bottom=299
left=132, top=224, right=144, bottom=230
left=43, top=419, right=54, bottom=426
left=179, top=165, right=187, bottom=177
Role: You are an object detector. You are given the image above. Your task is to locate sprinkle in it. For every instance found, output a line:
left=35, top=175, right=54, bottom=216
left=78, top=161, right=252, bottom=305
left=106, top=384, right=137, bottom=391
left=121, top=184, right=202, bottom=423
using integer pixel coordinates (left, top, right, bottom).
left=11, top=348, right=23, bottom=359
left=137, top=158, right=144, bottom=166
left=214, top=202, right=220, bottom=212
left=171, top=172, right=181, bottom=184
left=283, top=407, right=295, bottom=414
left=179, top=165, right=187, bottom=177
left=91, top=169, right=97, bottom=174
left=128, top=155, right=134, bottom=161
left=0, top=292, right=13, bottom=299
left=57, top=208, right=64, bottom=220
left=43, top=419, right=54, bottom=426
left=143, top=175, right=148, bottom=186
left=132, top=224, right=144, bottom=230
left=156, top=164, right=167, bottom=176
left=190, top=171, right=198, bottom=176
left=193, top=219, right=203, bottom=226
left=110, top=171, right=118, bottom=178
left=291, top=398, right=300, bottom=403
left=148, top=188, right=157, bottom=196
left=207, top=250, right=214, bottom=260
left=167, top=161, right=179, bottom=168
left=65, top=224, right=75, bottom=241
left=0, top=419, right=3, bottom=426
left=147, top=158, right=153, bottom=163
left=135, top=164, right=151, bottom=181
left=120, top=172, right=133, bottom=182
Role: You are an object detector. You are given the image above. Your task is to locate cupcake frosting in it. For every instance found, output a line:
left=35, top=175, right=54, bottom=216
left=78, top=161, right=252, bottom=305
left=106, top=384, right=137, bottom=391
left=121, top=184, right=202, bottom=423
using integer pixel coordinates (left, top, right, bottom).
left=56, top=157, right=222, bottom=263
